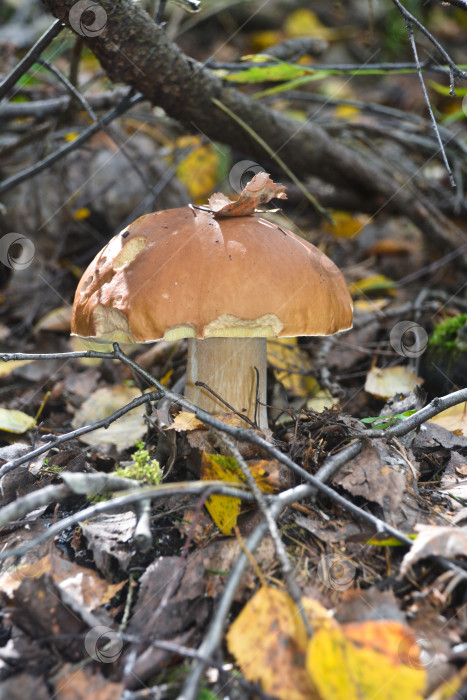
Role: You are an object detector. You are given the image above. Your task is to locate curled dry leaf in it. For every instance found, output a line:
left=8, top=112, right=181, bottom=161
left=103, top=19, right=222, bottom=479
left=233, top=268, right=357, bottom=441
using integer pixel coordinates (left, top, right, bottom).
left=401, top=525, right=467, bottom=576
left=208, top=172, right=287, bottom=217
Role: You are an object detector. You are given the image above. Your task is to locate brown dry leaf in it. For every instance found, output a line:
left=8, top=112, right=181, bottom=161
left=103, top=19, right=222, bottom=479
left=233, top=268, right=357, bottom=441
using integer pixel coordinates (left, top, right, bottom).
left=366, top=238, right=419, bottom=256
left=364, top=365, right=423, bottom=400
left=209, top=172, right=287, bottom=217
left=168, top=411, right=206, bottom=432
left=227, top=586, right=331, bottom=700
left=307, top=620, right=426, bottom=700
left=401, top=525, right=467, bottom=576
left=0, top=554, right=126, bottom=608
left=334, top=442, right=407, bottom=514
left=429, top=402, right=467, bottom=436
left=54, top=665, right=124, bottom=700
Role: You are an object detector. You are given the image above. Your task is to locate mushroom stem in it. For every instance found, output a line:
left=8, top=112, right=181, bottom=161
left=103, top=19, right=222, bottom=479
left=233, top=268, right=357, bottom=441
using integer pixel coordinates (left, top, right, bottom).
left=185, top=338, right=268, bottom=429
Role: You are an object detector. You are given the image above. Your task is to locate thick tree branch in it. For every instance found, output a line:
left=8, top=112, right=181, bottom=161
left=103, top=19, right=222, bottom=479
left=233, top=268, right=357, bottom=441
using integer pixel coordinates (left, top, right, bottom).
left=36, top=0, right=466, bottom=251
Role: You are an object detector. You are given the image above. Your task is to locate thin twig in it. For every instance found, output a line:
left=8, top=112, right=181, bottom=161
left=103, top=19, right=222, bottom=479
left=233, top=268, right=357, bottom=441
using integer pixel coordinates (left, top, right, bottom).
left=0, top=92, right=144, bottom=195
left=0, top=19, right=64, bottom=100
left=215, top=431, right=313, bottom=636
left=404, top=19, right=454, bottom=186
left=37, top=59, right=152, bottom=191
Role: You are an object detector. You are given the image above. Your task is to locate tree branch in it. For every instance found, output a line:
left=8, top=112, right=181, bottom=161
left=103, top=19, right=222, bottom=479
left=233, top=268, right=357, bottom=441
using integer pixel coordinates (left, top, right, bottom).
left=38, top=0, right=467, bottom=252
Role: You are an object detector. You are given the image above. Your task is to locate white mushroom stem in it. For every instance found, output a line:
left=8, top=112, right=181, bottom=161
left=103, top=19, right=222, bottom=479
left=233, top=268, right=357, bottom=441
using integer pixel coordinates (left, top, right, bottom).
left=185, top=338, right=268, bottom=429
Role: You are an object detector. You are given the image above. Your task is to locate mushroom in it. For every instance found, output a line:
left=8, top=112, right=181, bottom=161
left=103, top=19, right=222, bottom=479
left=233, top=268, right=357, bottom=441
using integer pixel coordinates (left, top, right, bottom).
left=71, top=175, right=353, bottom=429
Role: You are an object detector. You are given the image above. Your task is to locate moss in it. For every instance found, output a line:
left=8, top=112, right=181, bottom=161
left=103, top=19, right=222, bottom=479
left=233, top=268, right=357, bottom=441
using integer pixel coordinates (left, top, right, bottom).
left=115, top=442, right=162, bottom=485
left=428, top=314, right=467, bottom=355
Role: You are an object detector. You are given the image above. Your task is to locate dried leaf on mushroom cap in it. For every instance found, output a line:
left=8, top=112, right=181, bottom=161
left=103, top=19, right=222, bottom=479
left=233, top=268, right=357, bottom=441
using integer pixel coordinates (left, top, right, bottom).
left=208, top=172, right=287, bottom=218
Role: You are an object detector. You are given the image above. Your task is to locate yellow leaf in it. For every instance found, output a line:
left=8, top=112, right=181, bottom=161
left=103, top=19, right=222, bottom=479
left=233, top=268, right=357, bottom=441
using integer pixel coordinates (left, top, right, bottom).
left=354, top=298, right=389, bottom=312
left=200, top=453, right=244, bottom=535
left=364, top=365, right=423, bottom=400
left=172, top=135, right=223, bottom=201
left=284, top=9, right=348, bottom=41
left=227, top=586, right=330, bottom=700
left=0, top=407, right=36, bottom=434
left=64, top=132, right=79, bottom=142
left=73, top=207, right=91, bottom=221
left=307, top=621, right=426, bottom=700
left=349, top=274, right=396, bottom=296
left=323, top=211, right=370, bottom=238
left=334, top=105, right=361, bottom=121
left=0, top=359, right=33, bottom=378
left=267, top=338, right=314, bottom=397
left=429, top=402, right=467, bottom=435
left=200, top=454, right=277, bottom=534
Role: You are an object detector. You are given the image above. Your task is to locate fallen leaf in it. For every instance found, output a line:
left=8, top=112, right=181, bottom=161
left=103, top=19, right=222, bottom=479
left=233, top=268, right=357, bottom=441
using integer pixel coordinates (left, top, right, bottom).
left=0, top=407, right=36, bottom=434
left=168, top=411, right=206, bottom=432
left=323, top=211, right=371, bottom=238
left=364, top=365, right=423, bottom=400
left=267, top=337, right=314, bottom=397
left=429, top=402, right=467, bottom=436
left=401, top=525, right=467, bottom=576
left=349, top=274, right=396, bottom=296
left=0, top=554, right=126, bottom=608
left=54, top=665, right=124, bottom=700
left=200, top=454, right=277, bottom=535
left=209, top=172, right=287, bottom=217
left=34, top=306, right=72, bottom=333
left=0, top=359, right=34, bottom=378
left=71, top=386, right=147, bottom=450
left=307, top=620, right=426, bottom=700
left=200, top=453, right=244, bottom=535
left=227, top=586, right=330, bottom=700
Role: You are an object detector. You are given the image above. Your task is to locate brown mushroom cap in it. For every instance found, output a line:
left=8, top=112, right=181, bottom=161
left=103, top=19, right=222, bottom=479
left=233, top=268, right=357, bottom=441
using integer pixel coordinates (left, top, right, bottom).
left=71, top=207, right=353, bottom=342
